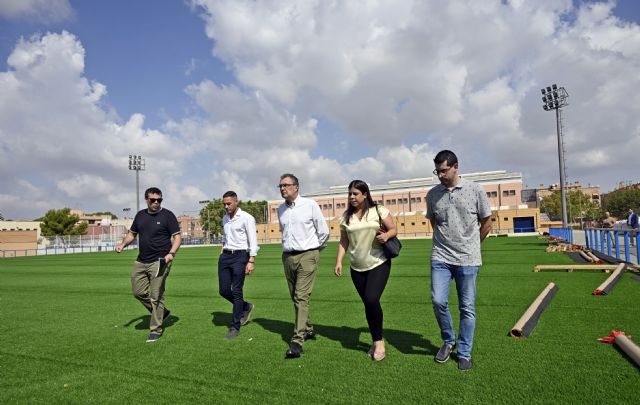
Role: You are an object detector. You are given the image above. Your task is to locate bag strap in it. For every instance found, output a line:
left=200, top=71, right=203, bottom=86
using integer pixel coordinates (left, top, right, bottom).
left=375, top=205, right=386, bottom=231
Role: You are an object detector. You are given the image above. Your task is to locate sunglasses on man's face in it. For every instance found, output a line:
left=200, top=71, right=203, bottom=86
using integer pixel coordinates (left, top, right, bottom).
left=148, top=198, right=163, bottom=203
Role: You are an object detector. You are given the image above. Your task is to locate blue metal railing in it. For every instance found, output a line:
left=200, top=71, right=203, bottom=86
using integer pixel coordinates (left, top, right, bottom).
left=583, top=227, right=639, bottom=265
left=549, top=227, right=574, bottom=244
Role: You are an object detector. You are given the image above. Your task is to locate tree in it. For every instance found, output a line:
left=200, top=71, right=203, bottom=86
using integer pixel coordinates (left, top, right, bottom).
left=603, top=186, right=640, bottom=218
left=539, top=190, right=601, bottom=224
left=200, top=200, right=225, bottom=239
left=85, top=211, right=118, bottom=219
left=40, top=208, right=88, bottom=236
left=199, top=198, right=268, bottom=240
left=239, top=200, right=268, bottom=223
left=0, top=212, right=4, bottom=220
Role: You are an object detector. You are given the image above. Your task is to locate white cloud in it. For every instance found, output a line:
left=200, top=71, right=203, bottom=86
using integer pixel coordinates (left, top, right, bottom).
left=2, top=1, right=640, bottom=220
left=0, top=32, right=200, bottom=219
left=190, top=0, right=640, bottom=190
left=0, top=0, right=73, bottom=22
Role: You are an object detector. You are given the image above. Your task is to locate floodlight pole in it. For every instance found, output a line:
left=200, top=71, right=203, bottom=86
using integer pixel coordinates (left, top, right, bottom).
left=555, top=107, right=568, bottom=228
left=541, top=84, right=569, bottom=228
left=128, top=155, right=146, bottom=214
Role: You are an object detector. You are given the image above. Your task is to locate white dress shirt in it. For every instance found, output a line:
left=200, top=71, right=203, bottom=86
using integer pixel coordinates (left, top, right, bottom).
left=222, top=208, right=260, bottom=257
left=278, top=195, right=330, bottom=252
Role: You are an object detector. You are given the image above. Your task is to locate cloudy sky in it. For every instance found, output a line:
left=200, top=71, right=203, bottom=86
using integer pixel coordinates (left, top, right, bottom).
left=1, top=0, right=639, bottom=220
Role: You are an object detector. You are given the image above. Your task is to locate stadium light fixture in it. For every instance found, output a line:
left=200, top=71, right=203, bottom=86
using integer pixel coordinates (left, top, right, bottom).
left=128, top=155, right=145, bottom=214
left=540, top=84, right=569, bottom=228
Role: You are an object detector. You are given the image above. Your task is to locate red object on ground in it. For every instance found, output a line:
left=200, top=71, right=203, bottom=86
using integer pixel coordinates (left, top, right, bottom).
left=598, top=330, right=632, bottom=344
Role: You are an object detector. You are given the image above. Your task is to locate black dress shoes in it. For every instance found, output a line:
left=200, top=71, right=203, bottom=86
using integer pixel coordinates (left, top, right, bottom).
left=303, top=330, right=316, bottom=341
left=285, top=342, right=303, bottom=358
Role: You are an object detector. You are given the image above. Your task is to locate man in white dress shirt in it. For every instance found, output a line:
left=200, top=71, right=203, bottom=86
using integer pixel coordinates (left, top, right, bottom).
left=218, top=191, right=260, bottom=340
left=277, top=173, right=330, bottom=358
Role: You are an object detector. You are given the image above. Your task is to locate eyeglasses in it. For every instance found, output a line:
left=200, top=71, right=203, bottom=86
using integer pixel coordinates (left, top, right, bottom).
left=433, top=167, right=453, bottom=176
left=277, top=183, right=296, bottom=189
left=148, top=198, right=163, bottom=203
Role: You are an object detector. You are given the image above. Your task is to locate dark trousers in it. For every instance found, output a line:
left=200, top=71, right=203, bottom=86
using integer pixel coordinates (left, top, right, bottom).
left=218, top=251, right=251, bottom=330
left=350, top=260, right=391, bottom=342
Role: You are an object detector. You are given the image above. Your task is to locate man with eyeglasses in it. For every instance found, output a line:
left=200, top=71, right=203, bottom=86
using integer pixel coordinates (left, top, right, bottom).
left=277, top=173, right=329, bottom=358
left=116, top=187, right=181, bottom=343
left=426, top=150, right=492, bottom=371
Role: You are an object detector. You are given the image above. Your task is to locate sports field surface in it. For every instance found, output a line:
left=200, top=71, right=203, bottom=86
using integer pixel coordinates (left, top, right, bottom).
left=1, top=237, right=638, bottom=404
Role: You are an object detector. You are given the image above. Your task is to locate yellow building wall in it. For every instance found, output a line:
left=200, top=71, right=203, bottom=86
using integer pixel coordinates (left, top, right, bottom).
left=256, top=207, right=541, bottom=242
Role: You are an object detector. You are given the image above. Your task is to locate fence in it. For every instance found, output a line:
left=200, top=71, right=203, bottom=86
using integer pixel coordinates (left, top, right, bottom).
left=582, top=227, right=639, bottom=265
left=2, top=227, right=548, bottom=258
left=548, top=227, right=574, bottom=243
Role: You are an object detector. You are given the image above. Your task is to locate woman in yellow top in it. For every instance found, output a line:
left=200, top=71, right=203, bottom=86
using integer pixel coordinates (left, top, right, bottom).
left=335, top=180, right=398, bottom=361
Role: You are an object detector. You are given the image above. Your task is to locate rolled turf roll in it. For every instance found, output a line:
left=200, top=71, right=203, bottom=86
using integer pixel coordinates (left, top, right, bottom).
left=593, top=263, right=626, bottom=295
left=510, top=282, right=559, bottom=338
left=615, top=333, right=640, bottom=367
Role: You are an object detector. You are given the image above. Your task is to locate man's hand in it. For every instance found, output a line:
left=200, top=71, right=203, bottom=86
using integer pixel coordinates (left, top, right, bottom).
left=115, top=244, right=124, bottom=253
left=245, top=261, right=254, bottom=275
left=163, top=253, right=175, bottom=263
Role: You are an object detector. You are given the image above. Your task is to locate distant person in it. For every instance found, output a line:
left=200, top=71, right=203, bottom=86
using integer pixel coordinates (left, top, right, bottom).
left=218, top=191, right=259, bottom=340
left=116, top=187, right=181, bottom=343
left=426, top=150, right=492, bottom=371
left=334, top=180, right=397, bottom=361
left=277, top=173, right=329, bottom=358
left=628, top=208, right=639, bottom=247
left=602, top=211, right=617, bottom=250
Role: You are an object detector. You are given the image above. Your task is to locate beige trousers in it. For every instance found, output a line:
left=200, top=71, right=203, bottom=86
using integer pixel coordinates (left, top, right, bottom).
left=282, top=250, right=320, bottom=345
left=131, top=260, right=171, bottom=334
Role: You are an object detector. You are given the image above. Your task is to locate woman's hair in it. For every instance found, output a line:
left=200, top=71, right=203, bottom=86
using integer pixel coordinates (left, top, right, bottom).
left=344, top=180, right=376, bottom=225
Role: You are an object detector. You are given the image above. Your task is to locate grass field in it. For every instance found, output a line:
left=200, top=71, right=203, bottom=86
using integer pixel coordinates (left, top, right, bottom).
left=0, top=237, right=638, bottom=404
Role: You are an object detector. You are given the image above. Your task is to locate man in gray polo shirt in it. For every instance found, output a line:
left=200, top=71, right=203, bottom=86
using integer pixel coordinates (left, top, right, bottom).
left=426, top=150, right=492, bottom=371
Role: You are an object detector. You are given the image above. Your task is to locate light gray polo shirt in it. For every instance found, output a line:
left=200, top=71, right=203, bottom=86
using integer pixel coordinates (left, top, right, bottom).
left=426, top=177, right=492, bottom=266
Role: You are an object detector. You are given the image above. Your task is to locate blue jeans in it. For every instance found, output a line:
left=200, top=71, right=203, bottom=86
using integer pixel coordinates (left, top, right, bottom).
left=431, top=260, right=479, bottom=359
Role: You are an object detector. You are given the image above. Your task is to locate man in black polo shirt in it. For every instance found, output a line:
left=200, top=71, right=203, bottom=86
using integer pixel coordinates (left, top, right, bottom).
left=116, top=187, right=181, bottom=343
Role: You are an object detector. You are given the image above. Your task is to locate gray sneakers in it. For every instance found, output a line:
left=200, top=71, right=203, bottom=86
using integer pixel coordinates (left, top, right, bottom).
left=146, top=332, right=162, bottom=343
left=458, top=357, right=472, bottom=371
left=224, top=328, right=240, bottom=340
left=239, top=303, right=254, bottom=326
left=435, top=343, right=454, bottom=363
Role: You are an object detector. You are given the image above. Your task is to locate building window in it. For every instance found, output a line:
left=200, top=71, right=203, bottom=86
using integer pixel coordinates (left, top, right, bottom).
left=422, top=222, right=426, bottom=225
left=509, top=190, right=516, bottom=196
left=491, top=218, right=496, bottom=221
left=491, top=191, right=497, bottom=197
left=411, top=222, right=415, bottom=226
left=502, top=190, right=509, bottom=197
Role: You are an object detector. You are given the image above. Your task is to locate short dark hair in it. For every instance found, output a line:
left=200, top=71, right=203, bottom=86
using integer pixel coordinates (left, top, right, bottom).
left=223, top=191, right=238, bottom=199
left=280, top=173, right=299, bottom=186
left=144, top=187, right=162, bottom=198
left=434, top=150, right=458, bottom=167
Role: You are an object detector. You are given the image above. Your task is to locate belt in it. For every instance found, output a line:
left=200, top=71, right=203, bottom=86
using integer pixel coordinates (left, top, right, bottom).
left=222, top=249, right=249, bottom=254
left=284, top=247, right=319, bottom=255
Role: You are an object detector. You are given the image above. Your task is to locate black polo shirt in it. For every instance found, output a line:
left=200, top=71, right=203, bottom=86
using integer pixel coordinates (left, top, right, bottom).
left=130, top=207, right=180, bottom=263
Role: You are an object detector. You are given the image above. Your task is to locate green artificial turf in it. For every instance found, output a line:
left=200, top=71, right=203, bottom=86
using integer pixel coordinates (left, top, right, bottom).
left=0, top=237, right=638, bottom=404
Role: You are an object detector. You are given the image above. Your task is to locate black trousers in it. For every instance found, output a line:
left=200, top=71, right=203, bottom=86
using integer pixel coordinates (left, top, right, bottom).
left=218, top=251, right=251, bottom=330
left=350, top=260, right=391, bottom=342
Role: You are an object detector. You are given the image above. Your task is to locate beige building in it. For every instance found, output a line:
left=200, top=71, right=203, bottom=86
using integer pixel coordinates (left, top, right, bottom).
left=257, top=170, right=541, bottom=242
left=534, top=181, right=602, bottom=207
left=0, top=221, right=41, bottom=257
